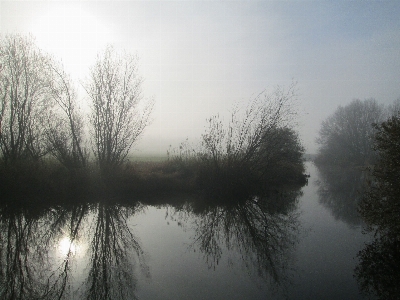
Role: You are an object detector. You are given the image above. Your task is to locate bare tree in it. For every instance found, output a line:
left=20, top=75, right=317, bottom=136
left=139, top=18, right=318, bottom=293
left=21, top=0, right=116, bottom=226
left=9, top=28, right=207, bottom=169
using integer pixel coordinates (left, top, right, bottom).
left=0, top=34, right=54, bottom=163
left=195, top=83, right=304, bottom=192
left=45, top=62, right=88, bottom=169
left=387, top=98, right=400, bottom=117
left=168, top=83, right=305, bottom=199
left=315, top=99, right=385, bottom=166
left=84, top=46, right=153, bottom=173
left=200, top=83, right=298, bottom=167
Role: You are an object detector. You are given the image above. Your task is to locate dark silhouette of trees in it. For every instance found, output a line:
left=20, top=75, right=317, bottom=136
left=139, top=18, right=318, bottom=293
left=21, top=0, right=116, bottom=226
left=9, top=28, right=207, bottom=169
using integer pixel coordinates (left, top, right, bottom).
left=315, top=99, right=384, bottom=166
left=355, top=114, right=400, bottom=299
left=85, top=46, right=153, bottom=174
left=45, top=63, right=88, bottom=169
left=0, top=34, right=87, bottom=170
left=0, top=34, right=54, bottom=162
left=359, top=114, right=400, bottom=235
left=1, top=35, right=153, bottom=174
left=355, top=235, right=400, bottom=300
left=257, top=126, right=305, bottom=185
left=174, top=84, right=306, bottom=199
left=200, top=84, right=299, bottom=173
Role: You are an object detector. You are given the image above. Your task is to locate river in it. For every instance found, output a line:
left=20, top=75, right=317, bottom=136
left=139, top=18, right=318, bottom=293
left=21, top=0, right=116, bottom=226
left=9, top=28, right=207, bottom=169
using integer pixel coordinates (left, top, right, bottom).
left=0, top=162, right=376, bottom=299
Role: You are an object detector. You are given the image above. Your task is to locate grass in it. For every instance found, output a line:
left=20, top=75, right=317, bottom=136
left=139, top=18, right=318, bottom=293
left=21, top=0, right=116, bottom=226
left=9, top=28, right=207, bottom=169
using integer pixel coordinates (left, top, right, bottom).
left=0, top=158, right=194, bottom=206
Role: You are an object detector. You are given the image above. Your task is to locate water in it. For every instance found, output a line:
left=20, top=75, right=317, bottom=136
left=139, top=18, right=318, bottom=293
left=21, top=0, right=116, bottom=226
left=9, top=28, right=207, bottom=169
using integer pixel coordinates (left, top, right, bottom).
left=0, top=162, right=375, bottom=299
left=285, top=163, right=371, bottom=299
left=133, top=162, right=372, bottom=300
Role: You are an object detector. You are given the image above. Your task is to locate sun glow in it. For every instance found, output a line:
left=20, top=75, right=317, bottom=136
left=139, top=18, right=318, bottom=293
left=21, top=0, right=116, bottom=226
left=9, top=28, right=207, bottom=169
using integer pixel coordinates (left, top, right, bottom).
left=58, top=236, right=77, bottom=257
left=30, top=3, right=116, bottom=80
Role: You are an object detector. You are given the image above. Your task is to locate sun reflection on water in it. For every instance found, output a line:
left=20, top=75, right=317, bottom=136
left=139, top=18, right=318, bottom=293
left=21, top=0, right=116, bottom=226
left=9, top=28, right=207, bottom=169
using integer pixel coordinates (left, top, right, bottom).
left=58, top=237, right=77, bottom=257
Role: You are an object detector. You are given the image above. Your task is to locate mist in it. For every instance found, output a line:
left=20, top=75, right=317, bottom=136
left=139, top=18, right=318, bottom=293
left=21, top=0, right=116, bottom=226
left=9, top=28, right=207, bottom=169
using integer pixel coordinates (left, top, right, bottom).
left=1, top=1, right=399, bottom=156
left=1, top=2, right=400, bottom=299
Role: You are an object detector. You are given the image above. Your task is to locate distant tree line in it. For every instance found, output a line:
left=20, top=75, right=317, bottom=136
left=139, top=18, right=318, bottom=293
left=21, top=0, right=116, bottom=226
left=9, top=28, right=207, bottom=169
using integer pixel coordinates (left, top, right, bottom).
left=314, top=98, right=400, bottom=299
left=315, top=98, right=400, bottom=167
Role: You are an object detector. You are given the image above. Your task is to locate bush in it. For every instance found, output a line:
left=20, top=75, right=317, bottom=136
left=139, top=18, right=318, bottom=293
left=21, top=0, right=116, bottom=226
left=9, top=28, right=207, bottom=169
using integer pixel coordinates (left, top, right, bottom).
left=172, top=85, right=307, bottom=200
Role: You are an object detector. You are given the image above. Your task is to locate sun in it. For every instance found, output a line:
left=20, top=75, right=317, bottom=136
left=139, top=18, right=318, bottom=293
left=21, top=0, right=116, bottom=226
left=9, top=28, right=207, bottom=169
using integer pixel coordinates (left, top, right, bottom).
left=58, top=236, right=77, bottom=257
left=30, top=2, right=116, bottom=80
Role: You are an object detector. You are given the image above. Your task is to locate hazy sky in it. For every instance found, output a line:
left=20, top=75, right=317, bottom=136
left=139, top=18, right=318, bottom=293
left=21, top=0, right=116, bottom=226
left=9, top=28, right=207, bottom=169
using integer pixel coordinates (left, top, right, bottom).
left=1, top=1, right=400, bottom=155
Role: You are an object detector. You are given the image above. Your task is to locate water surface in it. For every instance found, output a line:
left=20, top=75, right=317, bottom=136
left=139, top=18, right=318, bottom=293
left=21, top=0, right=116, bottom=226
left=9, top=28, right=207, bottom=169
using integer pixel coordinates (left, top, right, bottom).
left=0, top=162, right=375, bottom=299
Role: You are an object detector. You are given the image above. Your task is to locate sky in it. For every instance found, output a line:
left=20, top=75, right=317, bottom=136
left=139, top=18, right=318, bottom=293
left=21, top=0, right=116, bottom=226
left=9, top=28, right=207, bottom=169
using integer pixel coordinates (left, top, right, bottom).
left=1, top=0, right=400, bottom=155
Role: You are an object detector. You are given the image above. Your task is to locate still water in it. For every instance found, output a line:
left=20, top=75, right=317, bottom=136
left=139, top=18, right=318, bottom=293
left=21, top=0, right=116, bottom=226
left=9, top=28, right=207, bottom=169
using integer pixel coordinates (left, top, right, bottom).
left=0, top=162, right=374, bottom=299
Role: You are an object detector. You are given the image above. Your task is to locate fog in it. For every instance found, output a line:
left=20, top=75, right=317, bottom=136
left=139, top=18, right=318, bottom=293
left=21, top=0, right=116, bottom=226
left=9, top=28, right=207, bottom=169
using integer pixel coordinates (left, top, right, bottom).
left=1, top=1, right=400, bottom=155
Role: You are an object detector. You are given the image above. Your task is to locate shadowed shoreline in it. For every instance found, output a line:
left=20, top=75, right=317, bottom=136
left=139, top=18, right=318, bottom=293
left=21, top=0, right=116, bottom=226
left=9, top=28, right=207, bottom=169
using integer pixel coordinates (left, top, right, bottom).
left=0, top=157, right=308, bottom=208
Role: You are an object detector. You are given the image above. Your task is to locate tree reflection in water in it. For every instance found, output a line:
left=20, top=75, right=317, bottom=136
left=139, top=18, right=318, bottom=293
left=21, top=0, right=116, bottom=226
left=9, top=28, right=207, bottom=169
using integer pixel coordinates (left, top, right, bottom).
left=44, top=203, right=89, bottom=299
left=0, top=200, right=147, bottom=300
left=83, top=202, right=148, bottom=300
left=315, top=164, right=367, bottom=227
left=0, top=188, right=301, bottom=299
left=169, top=189, right=302, bottom=292
left=0, top=205, right=51, bottom=299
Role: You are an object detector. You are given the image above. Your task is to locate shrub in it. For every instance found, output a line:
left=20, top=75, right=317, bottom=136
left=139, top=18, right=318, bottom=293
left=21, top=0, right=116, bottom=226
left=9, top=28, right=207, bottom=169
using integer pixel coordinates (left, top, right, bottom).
left=172, top=84, right=307, bottom=200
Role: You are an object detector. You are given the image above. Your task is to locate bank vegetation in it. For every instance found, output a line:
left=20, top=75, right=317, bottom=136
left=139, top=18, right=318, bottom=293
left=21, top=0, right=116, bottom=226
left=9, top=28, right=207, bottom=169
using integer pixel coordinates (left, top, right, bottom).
left=0, top=34, right=307, bottom=205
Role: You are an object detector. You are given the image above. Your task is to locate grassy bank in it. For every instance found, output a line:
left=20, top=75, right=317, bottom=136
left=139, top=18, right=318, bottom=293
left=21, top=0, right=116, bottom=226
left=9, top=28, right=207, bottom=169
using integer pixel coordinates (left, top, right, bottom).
left=0, top=154, right=307, bottom=207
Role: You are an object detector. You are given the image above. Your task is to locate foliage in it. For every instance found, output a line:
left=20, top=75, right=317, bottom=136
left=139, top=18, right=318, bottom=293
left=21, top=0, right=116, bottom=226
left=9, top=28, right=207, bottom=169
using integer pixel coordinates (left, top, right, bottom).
left=359, top=114, right=400, bottom=235
left=85, top=46, right=153, bottom=174
left=355, top=235, right=400, bottom=300
left=355, top=114, right=400, bottom=299
left=256, top=126, right=306, bottom=185
left=315, top=99, right=384, bottom=166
